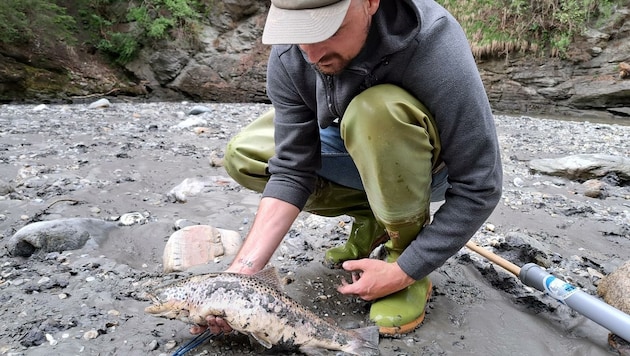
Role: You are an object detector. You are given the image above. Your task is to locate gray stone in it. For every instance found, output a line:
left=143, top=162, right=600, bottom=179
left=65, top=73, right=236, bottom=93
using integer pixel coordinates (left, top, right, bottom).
left=87, top=99, right=111, bottom=109
left=0, top=179, right=13, bottom=195
left=608, top=107, right=630, bottom=116
left=582, top=179, right=607, bottom=199
left=529, top=154, right=630, bottom=182
left=188, top=105, right=213, bottom=115
left=7, top=218, right=117, bottom=257
left=149, top=48, right=190, bottom=84
left=569, top=80, right=630, bottom=109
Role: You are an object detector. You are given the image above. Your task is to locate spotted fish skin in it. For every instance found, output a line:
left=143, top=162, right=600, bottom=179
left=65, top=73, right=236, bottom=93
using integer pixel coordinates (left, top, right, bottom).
left=145, top=268, right=379, bottom=356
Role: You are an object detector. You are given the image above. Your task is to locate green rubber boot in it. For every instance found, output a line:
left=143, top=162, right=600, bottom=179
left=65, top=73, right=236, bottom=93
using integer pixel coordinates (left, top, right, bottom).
left=370, top=275, right=432, bottom=335
left=369, top=223, right=433, bottom=336
left=324, top=210, right=388, bottom=268
left=303, top=179, right=387, bottom=268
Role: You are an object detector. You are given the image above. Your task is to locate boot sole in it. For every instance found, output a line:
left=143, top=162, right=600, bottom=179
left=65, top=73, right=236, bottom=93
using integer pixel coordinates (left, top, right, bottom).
left=378, top=280, right=433, bottom=336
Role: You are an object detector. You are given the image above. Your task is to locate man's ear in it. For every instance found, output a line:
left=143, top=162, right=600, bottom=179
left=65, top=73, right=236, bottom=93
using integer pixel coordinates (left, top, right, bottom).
left=366, top=0, right=380, bottom=16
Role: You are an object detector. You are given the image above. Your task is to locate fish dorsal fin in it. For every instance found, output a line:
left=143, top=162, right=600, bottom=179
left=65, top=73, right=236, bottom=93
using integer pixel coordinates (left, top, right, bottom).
left=252, top=266, right=282, bottom=289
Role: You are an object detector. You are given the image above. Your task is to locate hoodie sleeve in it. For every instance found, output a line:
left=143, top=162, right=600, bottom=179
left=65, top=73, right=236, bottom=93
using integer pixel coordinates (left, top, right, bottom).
left=262, top=46, right=320, bottom=209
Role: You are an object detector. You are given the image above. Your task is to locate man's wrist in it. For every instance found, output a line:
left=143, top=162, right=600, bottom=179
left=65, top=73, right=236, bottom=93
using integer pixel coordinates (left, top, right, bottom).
left=393, top=261, right=416, bottom=287
left=227, top=257, right=261, bottom=275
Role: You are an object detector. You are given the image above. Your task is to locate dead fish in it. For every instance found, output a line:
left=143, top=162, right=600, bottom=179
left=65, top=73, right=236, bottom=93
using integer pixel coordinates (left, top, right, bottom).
left=145, top=267, right=380, bottom=355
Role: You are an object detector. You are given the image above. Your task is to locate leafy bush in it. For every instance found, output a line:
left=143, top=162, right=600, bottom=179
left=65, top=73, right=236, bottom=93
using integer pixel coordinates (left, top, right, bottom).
left=0, top=0, right=204, bottom=64
left=0, top=0, right=75, bottom=46
left=94, top=0, right=203, bottom=63
left=97, top=32, right=138, bottom=64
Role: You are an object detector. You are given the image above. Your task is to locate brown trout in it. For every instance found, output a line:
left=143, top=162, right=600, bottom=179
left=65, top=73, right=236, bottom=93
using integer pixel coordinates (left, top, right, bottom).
left=145, top=267, right=380, bottom=355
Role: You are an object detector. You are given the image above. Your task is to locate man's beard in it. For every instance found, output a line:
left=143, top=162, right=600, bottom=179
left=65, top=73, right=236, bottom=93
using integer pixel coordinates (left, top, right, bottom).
left=312, top=18, right=371, bottom=76
left=313, top=53, right=351, bottom=76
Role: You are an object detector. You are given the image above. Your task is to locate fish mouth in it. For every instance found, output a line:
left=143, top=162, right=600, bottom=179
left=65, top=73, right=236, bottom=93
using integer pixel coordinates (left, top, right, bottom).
left=144, top=292, right=208, bottom=324
left=145, top=298, right=191, bottom=322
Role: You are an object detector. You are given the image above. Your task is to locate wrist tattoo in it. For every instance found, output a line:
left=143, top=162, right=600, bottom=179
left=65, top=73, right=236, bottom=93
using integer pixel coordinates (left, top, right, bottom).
left=237, top=258, right=254, bottom=268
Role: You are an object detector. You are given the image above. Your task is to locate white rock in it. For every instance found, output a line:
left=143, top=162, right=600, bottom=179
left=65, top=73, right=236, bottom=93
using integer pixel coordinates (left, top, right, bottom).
left=83, top=329, right=99, bottom=340
left=88, top=98, right=111, bottom=109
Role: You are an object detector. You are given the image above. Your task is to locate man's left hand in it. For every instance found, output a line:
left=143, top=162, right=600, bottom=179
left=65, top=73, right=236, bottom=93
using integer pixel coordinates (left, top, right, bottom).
left=337, top=258, right=415, bottom=301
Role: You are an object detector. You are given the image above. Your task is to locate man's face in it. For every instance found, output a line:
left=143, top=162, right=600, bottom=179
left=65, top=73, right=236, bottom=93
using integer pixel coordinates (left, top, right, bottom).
left=298, top=0, right=379, bottom=75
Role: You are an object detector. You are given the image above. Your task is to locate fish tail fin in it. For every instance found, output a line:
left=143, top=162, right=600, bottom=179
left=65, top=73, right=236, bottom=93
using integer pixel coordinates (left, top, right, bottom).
left=346, top=326, right=380, bottom=355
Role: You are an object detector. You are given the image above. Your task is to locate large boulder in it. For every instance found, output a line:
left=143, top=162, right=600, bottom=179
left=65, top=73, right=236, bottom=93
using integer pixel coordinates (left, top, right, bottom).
left=529, top=154, right=630, bottom=182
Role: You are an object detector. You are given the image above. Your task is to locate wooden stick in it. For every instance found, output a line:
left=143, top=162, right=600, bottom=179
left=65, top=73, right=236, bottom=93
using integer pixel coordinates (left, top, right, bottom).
left=465, top=241, right=521, bottom=276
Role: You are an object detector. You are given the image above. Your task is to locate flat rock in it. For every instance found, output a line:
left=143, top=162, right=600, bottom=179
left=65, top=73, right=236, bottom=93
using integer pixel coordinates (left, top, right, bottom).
left=529, top=154, right=630, bottom=182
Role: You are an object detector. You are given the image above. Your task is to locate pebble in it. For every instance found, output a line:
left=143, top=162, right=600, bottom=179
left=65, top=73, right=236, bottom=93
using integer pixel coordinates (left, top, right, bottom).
left=82, top=329, right=99, bottom=340
left=164, top=340, right=178, bottom=351
left=108, top=309, right=121, bottom=316
left=174, top=116, right=207, bottom=129
left=88, top=98, right=111, bottom=109
left=11, top=279, right=25, bottom=286
left=45, top=334, right=57, bottom=346
left=583, top=179, right=606, bottom=198
left=118, top=212, right=147, bottom=226
left=188, top=105, right=213, bottom=115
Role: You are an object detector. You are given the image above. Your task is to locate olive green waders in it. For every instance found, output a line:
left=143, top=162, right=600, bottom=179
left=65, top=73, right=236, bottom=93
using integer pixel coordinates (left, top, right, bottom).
left=224, top=84, right=441, bottom=335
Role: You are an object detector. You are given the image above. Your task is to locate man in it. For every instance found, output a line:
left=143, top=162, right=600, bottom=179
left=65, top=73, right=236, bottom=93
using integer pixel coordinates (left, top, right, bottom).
left=197, top=0, right=502, bottom=336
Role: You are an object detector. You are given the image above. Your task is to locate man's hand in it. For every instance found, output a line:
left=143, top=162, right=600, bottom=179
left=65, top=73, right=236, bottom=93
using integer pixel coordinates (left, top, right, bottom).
left=337, top=258, right=415, bottom=301
left=190, top=315, right=233, bottom=335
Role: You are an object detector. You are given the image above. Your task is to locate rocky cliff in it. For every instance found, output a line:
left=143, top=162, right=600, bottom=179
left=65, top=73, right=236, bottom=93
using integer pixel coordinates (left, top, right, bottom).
left=479, top=13, right=630, bottom=120
left=1, top=1, right=629, bottom=122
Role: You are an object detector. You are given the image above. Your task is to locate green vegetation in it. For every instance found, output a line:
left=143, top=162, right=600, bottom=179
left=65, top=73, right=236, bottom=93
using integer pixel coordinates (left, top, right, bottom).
left=1, top=0, right=207, bottom=64
left=437, top=0, right=621, bottom=58
left=0, top=0, right=624, bottom=62
left=0, top=0, right=76, bottom=46
left=90, top=0, right=204, bottom=63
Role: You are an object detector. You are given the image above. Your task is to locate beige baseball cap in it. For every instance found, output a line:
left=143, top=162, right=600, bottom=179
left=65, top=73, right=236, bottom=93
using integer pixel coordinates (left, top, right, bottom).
left=262, top=0, right=352, bottom=45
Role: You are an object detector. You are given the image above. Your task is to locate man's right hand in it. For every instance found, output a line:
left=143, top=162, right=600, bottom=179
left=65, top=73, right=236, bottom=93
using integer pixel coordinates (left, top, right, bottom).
left=190, top=315, right=233, bottom=335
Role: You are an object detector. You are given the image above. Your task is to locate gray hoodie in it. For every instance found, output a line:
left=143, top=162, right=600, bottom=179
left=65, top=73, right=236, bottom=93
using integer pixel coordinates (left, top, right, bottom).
left=263, top=0, right=503, bottom=280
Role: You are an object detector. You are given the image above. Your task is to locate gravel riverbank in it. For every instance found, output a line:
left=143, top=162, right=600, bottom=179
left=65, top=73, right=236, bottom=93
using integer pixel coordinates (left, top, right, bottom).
left=0, top=102, right=628, bottom=355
